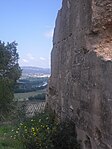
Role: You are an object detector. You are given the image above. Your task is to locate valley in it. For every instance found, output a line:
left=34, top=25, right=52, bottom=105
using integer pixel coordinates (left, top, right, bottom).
left=14, top=66, right=50, bottom=101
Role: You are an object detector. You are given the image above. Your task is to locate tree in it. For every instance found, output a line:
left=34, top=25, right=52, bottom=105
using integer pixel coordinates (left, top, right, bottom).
left=0, top=41, right=21, bottom=117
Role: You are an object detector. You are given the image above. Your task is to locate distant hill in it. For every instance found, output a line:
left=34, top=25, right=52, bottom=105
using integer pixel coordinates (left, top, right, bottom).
left=21, top=66, right=51, bottom=77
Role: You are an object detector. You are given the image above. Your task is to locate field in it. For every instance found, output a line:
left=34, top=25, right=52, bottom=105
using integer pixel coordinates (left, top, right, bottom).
left=14, top=89, right=46, bottom=101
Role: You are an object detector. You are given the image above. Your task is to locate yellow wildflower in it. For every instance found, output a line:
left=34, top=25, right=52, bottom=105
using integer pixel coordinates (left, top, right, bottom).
left=32, top=127, right=35, bottom=131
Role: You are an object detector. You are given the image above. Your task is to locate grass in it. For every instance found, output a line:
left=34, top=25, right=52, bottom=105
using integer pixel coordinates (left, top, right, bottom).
left=0, top=124, right=24, bottom=149
left=14, top=89, right=46, bottom=101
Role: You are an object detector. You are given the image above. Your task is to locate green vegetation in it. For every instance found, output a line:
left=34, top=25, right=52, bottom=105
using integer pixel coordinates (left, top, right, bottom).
left=52, top=120, right=80, bottom=149
left=0, top=125, right=23, bottom=149
left=0, top=111, right=80, bottom=149
left=10, top=111, right=80, bottom=149
left=14, top=77, right=48, bottom=93
left=14, top=90, right=46, bottom=101
left=28, top=93, right=46, bottom=101
left=0, top=41, right=80, bottom=149
left=12, top=112, right=56, bottom=149
left=14, top=77, right=47, bottom=101
left=0, top=41, right=21, bottom=118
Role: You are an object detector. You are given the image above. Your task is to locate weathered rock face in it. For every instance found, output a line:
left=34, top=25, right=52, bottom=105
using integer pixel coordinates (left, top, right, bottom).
left=47, top=0, right=112, bottom=148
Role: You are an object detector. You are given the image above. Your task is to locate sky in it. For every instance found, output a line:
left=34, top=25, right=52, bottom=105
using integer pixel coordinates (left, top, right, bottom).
left=0, top=0, right=62, bottom=68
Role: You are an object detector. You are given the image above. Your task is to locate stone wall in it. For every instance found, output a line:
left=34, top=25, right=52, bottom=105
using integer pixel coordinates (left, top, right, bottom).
left=47, top=0, right=112, bottom=148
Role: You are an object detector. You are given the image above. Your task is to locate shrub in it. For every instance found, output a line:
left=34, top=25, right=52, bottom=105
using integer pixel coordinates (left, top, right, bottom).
left=12, top=112, right=80, bottom=149
left=12, top=112, right=57, bottom=149
left=52, top=120, right=80, bottom=149
left=0, top=124, right=24, bottom=149
left=28, top=93, right=46, bottom=101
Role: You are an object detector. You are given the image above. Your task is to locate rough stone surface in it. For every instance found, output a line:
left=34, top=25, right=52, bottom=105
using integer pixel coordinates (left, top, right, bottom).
left=47, top=0, right=112, bottom=148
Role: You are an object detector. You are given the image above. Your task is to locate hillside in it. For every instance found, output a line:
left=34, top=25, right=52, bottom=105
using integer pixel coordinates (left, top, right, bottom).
left=21, top=66, right=50, bottom=78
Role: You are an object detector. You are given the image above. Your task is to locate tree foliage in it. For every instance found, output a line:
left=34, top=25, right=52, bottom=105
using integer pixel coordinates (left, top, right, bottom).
left=28, top=93, right=46, bottom=101
left=0, top=41, right=21, bottom=116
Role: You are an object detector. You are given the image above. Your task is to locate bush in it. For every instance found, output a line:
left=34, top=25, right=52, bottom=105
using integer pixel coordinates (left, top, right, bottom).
left=28, top=93, right=46, bottom=101
left=0, top=124, right=24, bottom=149
left=52, top=120, right=80, bottom=149
left=12, top=112, right=57, bottom=149
left=12, top=112, right=80, bottom=149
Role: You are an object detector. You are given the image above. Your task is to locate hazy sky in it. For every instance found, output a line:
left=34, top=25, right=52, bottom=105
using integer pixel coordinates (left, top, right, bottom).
left=0, top=0, right=62, bottom=68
